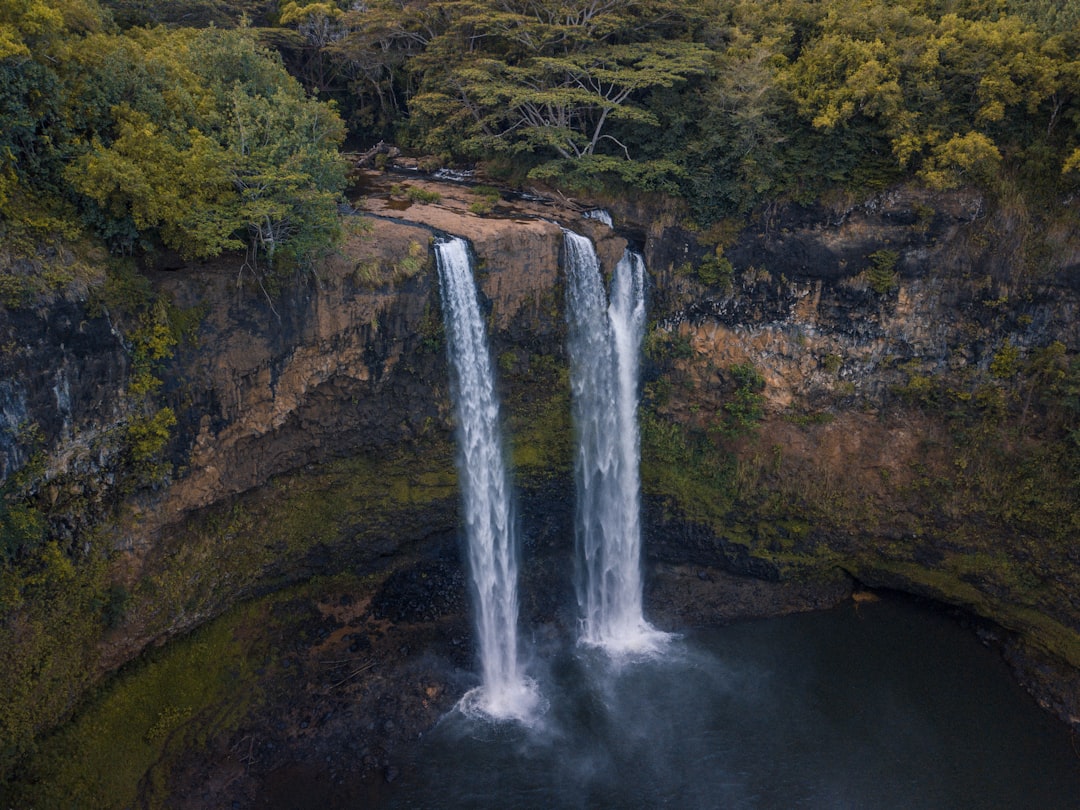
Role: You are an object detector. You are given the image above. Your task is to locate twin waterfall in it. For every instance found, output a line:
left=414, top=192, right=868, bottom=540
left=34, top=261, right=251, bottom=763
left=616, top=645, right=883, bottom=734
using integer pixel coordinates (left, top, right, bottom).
left=435, top=226, right=662, bottom=722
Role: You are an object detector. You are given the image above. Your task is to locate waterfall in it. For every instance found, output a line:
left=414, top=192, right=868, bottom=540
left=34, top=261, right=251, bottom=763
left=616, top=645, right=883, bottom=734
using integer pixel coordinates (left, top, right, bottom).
left=435, top=236, right=538, bottom=720
left=563, top=230, right=667, bottom=654
left=583, top=209, right=613, bottom=228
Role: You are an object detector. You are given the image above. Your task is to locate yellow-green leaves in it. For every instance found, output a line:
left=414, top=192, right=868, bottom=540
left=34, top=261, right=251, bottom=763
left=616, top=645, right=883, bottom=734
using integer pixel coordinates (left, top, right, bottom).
left=0, top=0, right=103, bottom=56
left=767, top=0, right=1077, bottom=195
left=786, top=35, right=903, bottom=130
left=278, top=1, right=342, bottom=27
left=0, top=24, right=30, bottom=58
left=1063, top=148, right=1080, bottom=176
left=919, top=131, right=1001, bottom=190
left=409, top=3, right=709, bottom=161
left=51, top=25, right=347, bottom=267
left=68, top=107, right=240, bottom=259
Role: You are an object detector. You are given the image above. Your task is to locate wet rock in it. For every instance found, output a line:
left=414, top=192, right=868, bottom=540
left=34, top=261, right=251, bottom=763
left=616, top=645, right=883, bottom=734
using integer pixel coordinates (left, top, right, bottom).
left=370, top=554, right=468, bottom=624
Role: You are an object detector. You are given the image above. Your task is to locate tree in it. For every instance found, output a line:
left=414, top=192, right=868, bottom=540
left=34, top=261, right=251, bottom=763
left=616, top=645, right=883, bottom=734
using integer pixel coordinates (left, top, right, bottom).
left=684, top=32, right=790, bottom=216
left=414, top=40, right=709, bottom=159
left=277, top=1, right=349, bottom=94
left=404, top=0, right=710, bottom=166
left=60, top=26, right=347, bottom=268
left=919, top=130, right=1002, bottom=189
left=67, top=106, right=241, bottom=258
left=224, top=82, right=346, bottom=270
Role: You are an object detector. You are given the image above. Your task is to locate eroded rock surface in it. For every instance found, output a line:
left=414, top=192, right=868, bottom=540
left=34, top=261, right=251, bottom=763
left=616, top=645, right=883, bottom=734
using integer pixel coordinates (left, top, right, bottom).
left=2, top=175, right=1079, bottom=798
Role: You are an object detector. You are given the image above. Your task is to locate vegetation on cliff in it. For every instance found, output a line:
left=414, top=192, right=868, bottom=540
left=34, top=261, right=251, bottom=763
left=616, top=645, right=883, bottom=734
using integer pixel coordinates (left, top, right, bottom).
left=6, top=0, right=1080, bottom=258
left=224, top=0, right=1080, bottom=223
left=1, top=7, right=348, bottom=761
left=1, top=0, right=347, bottom=287
left=639, top=265, right=1080, bottom=668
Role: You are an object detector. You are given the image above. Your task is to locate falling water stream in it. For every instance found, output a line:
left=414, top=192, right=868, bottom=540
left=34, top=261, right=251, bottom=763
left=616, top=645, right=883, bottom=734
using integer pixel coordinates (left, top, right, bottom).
left=435, top=236, right=538, bottom=720
left=563, top=229, right=666, bottom=653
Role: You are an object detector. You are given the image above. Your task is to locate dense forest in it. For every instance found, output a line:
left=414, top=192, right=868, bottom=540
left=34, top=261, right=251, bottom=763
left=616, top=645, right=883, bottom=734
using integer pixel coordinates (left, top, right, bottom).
left=3, top=0, right=1080, bottom=273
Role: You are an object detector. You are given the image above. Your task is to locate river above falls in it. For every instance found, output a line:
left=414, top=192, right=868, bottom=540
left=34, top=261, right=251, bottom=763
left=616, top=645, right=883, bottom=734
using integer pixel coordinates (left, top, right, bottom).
left=371, top=594, right=1080, bottom=809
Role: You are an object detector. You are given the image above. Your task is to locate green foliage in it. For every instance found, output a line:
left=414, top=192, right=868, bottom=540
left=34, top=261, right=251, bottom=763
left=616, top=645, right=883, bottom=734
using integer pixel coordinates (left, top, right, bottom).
left=990, top=339, right=1021, bottom=379
left=390, top=184, right=441, bottom=204
left=722, top=362, right=767, bottom=436
left=640, top=409, right=736, bottom=530
left=696, top=253, right=734, bottom=288
left=0, top=246, right=201, bottom=775
left=0, top=531, right=108, bottom=780
left=645, top=328, right=694, bottom=362
left=507, top=374, right=572, bottom=476
left=865, top=249, right=899, bottom=294
left=821, top=354, right=843, bottom=375
left=68, top=107, right=241, bottom=259
left=3, top=595, right=266, bottom=809
left=527, top=155, right=687, bottom=195
left=467, top=184, right=501, bottom=214
left=124, top=407, right=176, bottom=469
left=415, top=302, right=444, bottom=353
left=407, top=187, right=440, bottom=203
left=306, top=0, right=1080, bottom=228
left=344, top=225, right=430, bottom=288
left=0, top=435, right=460, bottom=787
left=347, top=1, right=711, bottom=170
left=0, top=448, right=46, bottom=564
left=392, top=238, right=429, bottom=280
left=676, top=251, right=739, bottom=289
left=2, top=11, right=347, bottom=274
left=8, top=0, right=1080, bottom=241
left=127, top=305, right=178, bottom=398
left=100, top=582, right=130, bottom=628
left=919, top=132, right=1003, bottom=190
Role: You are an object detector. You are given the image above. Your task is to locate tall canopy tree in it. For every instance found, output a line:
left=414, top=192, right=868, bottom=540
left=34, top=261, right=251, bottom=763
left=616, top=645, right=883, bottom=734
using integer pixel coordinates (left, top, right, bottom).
left=1, top=0, right=347, bottom=273
left=335, top=0, right=710, bottom=181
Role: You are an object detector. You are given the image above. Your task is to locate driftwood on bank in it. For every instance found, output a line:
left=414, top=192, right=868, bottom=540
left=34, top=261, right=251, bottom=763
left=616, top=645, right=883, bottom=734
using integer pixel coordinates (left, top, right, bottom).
left=348, top=141, right=401, bottom=168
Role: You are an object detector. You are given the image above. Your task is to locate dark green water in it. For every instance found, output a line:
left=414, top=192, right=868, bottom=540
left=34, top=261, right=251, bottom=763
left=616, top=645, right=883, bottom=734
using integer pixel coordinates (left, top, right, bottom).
left=380, top=596, right=1080, bottom=809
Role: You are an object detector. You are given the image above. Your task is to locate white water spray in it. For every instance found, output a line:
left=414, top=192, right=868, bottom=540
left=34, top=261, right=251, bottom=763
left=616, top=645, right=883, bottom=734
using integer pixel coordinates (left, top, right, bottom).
left=563, top=230, right=667, bottom=654
left=435, top=236, right=539, bottom=720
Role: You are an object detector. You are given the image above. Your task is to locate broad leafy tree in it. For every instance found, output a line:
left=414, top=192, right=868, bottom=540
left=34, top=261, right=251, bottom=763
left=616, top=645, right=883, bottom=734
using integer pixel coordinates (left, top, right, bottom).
left=60, top=25, right=347, bottom=267
left=337, top=0, right=710, bottom=180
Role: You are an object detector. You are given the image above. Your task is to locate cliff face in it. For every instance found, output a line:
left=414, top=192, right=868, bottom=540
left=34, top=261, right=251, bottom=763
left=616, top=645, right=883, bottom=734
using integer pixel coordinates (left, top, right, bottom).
left=144, top=177, right=617, bottom=526
left=2, top=175, right=1078, bottom=762
left=628, top=185, right=1080, bottom=723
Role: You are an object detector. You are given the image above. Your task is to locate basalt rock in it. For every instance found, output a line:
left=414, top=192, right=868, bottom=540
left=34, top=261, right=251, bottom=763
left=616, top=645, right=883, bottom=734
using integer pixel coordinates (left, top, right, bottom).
left=2, top=175, right=1079, bottom=771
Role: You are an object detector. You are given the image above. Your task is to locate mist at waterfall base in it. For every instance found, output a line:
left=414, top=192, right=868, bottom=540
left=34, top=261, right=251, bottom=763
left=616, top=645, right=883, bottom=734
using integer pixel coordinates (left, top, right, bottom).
left=376, top=595, right=1080, bottom=809
left=434, top=237, right=539, bottom=721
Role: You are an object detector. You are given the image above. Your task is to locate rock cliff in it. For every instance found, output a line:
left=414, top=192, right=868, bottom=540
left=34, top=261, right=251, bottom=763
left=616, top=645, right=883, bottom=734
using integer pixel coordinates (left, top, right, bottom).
left=1, top=173, right=1078, bottom=779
